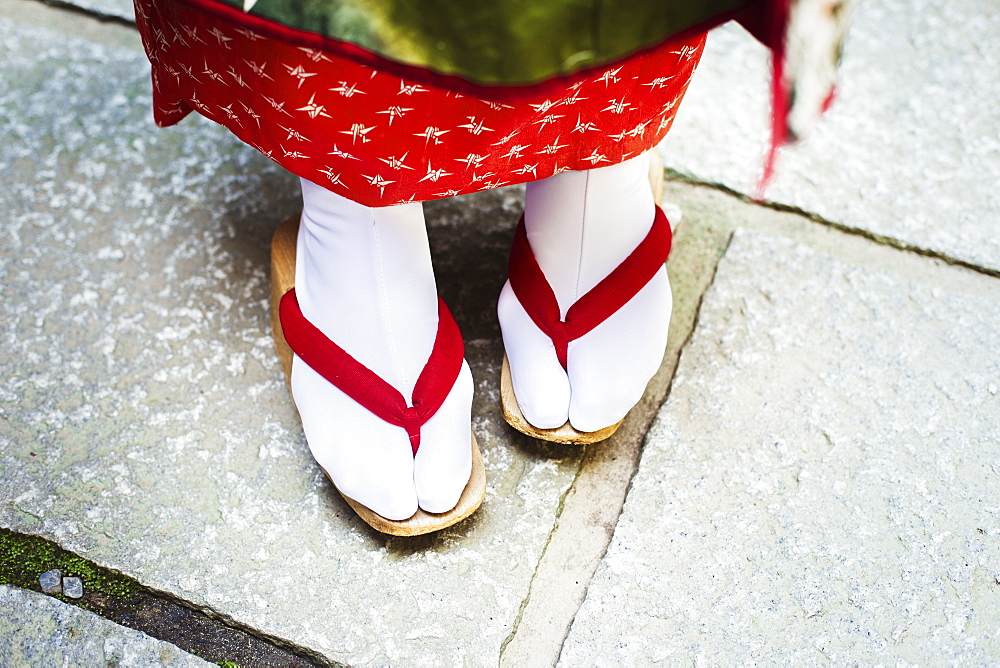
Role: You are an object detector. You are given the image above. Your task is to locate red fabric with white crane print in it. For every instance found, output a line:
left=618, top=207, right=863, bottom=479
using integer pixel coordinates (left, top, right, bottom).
left=135, top=0, right=705, bottom=206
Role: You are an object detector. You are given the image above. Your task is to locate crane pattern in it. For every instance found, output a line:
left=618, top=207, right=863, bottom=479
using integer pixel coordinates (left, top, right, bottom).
left=136, top=0, right=705, bottom=206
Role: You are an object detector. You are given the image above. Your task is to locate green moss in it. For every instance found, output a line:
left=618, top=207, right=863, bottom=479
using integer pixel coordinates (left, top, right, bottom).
left=0, top=528, right=261, bottom=666
left=0, top=526, right=140, bottom=600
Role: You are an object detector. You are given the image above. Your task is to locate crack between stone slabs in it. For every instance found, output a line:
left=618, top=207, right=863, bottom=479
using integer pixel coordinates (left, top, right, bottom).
left=649, top=228, right=735, bottom=431
left=664, top=170, right=1000, bottom=281
left=498, top=445, right=589, bottom=660
left=549, top=228, right=736, bottom=666
left=0, top=525, right=335, bottom=667
left=501, top=224, right=737, bottom=667
left=30, top=0, right=136, bottom=27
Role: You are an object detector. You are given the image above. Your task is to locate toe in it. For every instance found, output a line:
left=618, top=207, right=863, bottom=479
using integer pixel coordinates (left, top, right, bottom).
left=413, top=363, right=474, bottom=514
left=292, top=355, right=418, bottom=521
left=498, top=282, right=571, bottom=429
left=567, top=271, right=671, bottom=433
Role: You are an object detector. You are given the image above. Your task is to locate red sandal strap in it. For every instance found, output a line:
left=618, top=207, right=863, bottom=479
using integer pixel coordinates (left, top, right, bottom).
left=508, top=205, right=672, bottom=369
left=279, top=290, right=464, bottom=454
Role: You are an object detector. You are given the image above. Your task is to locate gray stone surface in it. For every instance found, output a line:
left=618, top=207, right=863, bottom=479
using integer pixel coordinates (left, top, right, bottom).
left=560, top=228, right=1000, bottom=664
left=39, top=568, right=62, bottom=594
left=61, top=576, right=83, bottom=599
left=659, top=0, right=1000, bottom=271
left=0, top=15, right=581, bottom=665
left=65, top=0, right=134, bottom=21
left=0, top=584, right=211, bottom=666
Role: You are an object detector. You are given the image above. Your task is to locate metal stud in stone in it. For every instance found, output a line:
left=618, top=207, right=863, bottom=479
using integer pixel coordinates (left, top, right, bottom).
left=39, top=569, right=62, bottom=595
left=62, top=576, right=84, bottom=599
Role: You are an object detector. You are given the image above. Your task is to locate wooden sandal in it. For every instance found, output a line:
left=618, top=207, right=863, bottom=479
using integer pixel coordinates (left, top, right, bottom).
left=500, top=151, right=671, bottom=445
left=270, top=216, right=486, bottom=536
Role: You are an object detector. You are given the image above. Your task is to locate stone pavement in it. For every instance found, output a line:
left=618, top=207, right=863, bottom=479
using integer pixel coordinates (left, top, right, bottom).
left=0, top=0, right=997, bottom=665
left=1, top=584, right=212, bottom=666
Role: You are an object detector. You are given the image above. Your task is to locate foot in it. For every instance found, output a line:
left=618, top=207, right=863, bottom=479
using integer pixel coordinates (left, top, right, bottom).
left=292, top=179, right=472, bottom=519
left=498, top=154, right=672, bottom=434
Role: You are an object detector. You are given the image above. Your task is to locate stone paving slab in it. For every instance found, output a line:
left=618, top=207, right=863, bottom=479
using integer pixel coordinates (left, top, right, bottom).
left=62, top=0, right=134, bottom=21
left=0, top=16, right=582, bottom=665
left=560, top=228, right=1000, bottom=664
left=659, top=0, right=1000, bottom=271
left=0, top=584, right=211, bottom=666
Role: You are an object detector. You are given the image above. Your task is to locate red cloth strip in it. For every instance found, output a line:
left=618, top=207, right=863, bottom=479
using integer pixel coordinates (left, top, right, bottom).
left=279, top=290, right=464, bottom=454
left=508, top=205, right=672, bottom=369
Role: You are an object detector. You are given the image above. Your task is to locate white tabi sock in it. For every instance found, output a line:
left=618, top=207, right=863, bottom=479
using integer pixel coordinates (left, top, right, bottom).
left=498, top=154, right=672, bottom=432
left=293, top=178, right=473, bottom=519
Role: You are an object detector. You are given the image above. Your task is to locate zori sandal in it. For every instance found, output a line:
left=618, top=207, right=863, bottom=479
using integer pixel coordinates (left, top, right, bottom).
left=500, top=199, right=673, bottom=445
left=270, top=216, right=486, bottom=536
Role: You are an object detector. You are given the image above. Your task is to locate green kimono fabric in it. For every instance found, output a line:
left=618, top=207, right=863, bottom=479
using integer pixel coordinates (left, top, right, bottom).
left=217, top=0, right=751, bottom=85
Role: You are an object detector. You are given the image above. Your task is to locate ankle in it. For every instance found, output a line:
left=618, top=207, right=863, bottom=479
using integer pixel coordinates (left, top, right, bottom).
left=523, top=154, right=656, bottom=309
left=296, top=178, right=438, bottom=394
